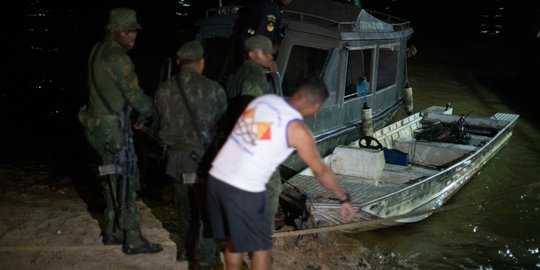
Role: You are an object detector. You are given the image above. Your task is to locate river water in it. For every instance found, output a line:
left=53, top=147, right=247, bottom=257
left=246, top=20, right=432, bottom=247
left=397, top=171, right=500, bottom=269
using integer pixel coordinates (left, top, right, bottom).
left=352, top=42, right=540, bottom=269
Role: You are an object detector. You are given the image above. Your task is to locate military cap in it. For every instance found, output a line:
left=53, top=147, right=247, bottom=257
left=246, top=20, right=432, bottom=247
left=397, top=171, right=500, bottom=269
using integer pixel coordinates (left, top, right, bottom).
left=176, top=41, right=204, bottom=61
left=244, top=35, right=273, bottom=54
left=105, top=8, right=142, bottom=31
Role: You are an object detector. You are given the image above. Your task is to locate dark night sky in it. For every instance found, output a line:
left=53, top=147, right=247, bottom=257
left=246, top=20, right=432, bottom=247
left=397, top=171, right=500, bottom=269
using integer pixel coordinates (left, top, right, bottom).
left=1, top=0, right=539, bottom=166
left=6, top=0, right=540, bottom=112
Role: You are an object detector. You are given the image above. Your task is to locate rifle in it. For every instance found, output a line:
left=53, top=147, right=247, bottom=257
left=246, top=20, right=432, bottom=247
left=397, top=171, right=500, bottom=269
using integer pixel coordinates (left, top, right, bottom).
left=98, top=108, right=135, bottom=230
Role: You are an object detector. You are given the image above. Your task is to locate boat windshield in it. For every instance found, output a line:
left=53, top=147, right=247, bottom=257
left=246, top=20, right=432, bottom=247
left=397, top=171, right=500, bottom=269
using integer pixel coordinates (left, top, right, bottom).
left=345, top=48, right=374, bottom=100
left=375, top=44, right=399, bottom=92
left=344, top=43, right=400, bottom=100
left=281, top=45, right=332, bottom=97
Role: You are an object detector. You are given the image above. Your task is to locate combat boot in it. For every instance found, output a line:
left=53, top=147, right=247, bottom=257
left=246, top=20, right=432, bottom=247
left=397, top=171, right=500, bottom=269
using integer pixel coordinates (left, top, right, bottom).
left=122, top=230, right=163, bottom=255
left=101, top=232, right=124, bottom=245
left=122, top=237, right=163, bottom=255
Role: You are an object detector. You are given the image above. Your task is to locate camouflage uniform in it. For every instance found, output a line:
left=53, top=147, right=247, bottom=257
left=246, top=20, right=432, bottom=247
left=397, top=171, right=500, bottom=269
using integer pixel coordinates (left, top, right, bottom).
left=226, top=60, right=271, bottom=98
left=226, top=36, right=282, bottom=231
left=155, top=50, right=227, bottom=267
left=77, top=8, right=161, bottom=254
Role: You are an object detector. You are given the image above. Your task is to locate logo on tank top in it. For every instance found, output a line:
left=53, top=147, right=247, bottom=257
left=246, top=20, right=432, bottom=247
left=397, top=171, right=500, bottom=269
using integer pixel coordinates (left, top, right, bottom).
left=233, top=107, right=273, bottom=145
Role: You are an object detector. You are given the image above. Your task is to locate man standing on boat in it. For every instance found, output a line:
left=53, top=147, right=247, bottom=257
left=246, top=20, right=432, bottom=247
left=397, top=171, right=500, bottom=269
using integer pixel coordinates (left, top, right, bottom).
left=239, top=0, right=293, bottom=52
left=224, top=35, right=283, bottom=231
left=207, top=78, right=357, bottom=270
left=232, top=0, right=292, bottom=71
left=154, top=40, right=227, bottom=268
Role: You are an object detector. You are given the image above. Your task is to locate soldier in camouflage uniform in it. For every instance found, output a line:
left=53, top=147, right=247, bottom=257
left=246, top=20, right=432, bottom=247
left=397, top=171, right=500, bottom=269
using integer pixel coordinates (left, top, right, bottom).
left=226, top=35, right=283, bottom=231
left=77, top=7, right=162, bottom=255
left=227, top=35, right=274, bottom=99
left=154, top=41, right=227, bottom=269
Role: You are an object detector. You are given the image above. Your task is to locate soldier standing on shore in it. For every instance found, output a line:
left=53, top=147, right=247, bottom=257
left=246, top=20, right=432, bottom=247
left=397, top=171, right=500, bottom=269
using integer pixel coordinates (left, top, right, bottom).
left=77, top=7, right=162, bottom=255
left=154, top=41, right=227, bottom=269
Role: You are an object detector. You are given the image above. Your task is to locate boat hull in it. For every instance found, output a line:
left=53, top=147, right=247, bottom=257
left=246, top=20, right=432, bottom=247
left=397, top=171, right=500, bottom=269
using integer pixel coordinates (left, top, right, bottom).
left=280, top=107, right=519, bottom=233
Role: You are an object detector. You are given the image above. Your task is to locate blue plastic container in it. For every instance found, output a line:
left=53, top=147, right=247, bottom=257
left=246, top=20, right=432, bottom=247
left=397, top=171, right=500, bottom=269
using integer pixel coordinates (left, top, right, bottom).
left=383, top=148, right=409, bottom=166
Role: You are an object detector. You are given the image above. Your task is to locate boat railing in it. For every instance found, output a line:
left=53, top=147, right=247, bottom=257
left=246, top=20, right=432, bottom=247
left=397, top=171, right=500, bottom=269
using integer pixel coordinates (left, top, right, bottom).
left=204, top=5, right=243, bottom=17
left=203, top=6, right=410, bottom=32
left=366, top=9, right=411, bottom=32
left=283, top=9, right=410, bottom=32
left=283, top=9, right=354, bottom=30
left=203, top=4, right=353, bottom=29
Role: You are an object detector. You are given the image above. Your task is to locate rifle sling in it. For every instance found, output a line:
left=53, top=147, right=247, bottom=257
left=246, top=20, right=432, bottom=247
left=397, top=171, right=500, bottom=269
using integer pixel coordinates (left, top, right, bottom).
left=174, top=74, right=206, bottom=148
left=88, top=42, right=127, bottom=115
left=167, top=141, right=203, bottom=152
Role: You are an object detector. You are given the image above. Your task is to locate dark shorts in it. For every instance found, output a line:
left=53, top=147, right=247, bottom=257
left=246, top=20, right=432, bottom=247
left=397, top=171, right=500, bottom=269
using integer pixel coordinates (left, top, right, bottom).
left=207, top=174, right=272, bottom=253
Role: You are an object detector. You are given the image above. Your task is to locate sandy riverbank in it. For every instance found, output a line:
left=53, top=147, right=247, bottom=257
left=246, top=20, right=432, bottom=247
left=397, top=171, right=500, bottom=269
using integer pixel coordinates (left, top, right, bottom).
left=0, top=165, right=418, bottom=270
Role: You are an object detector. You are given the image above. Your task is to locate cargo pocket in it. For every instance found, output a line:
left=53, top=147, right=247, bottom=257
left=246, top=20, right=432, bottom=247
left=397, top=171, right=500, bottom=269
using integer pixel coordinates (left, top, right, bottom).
left=78, top=105, right=99, bottom=130
left=99, top=115, right=123, bottom=152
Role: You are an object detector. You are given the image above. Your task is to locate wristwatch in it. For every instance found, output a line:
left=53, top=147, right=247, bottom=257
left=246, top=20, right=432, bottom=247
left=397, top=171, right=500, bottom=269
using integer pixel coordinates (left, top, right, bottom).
left=339, top=192, right=351, bottom=205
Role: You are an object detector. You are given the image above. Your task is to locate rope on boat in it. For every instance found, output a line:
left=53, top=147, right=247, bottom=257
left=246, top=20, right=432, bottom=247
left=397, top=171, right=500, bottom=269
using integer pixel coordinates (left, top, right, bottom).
left=273, top=180, right=540, bottom=238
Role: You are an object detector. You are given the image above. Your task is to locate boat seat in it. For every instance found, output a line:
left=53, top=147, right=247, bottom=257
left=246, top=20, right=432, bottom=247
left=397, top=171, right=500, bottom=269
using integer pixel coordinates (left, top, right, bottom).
left=392, top=140, right=479, bottom=168
left=330, top=146, right=385, bottom=180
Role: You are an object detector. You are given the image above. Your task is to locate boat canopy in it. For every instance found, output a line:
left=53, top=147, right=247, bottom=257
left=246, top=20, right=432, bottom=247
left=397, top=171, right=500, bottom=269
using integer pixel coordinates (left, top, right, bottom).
left=353, top=10, right=394, bottom=33
left=284, top=0, right=412, bottom=41
left=342, top=10, right=414, bottom=41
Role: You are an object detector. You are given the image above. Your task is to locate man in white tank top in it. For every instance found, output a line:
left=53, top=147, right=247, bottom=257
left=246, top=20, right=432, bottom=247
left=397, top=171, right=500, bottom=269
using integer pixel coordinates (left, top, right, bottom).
left=207, top=78, right=357, bottom=270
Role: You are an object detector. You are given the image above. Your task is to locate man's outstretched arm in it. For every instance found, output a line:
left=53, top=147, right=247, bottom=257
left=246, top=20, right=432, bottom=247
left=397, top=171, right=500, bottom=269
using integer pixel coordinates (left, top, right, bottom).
left=287, top=121, right=357, bottom=222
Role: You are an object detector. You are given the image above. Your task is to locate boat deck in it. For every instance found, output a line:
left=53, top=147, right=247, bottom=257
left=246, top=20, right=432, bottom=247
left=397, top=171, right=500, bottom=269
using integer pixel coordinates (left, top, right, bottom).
left=283, top=163, right=438, bottom=206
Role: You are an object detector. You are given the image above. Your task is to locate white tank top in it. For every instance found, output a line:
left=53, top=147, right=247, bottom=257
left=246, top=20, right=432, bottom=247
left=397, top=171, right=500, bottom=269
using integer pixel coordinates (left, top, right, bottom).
left=210, top=94, right=303, bottom=192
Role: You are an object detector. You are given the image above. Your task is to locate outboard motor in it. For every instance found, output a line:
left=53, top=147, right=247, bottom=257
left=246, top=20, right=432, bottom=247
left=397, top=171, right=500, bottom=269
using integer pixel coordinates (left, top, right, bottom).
left=415, top=113, right=471, bottom=144
left=448, top=114, right=471, bottom=144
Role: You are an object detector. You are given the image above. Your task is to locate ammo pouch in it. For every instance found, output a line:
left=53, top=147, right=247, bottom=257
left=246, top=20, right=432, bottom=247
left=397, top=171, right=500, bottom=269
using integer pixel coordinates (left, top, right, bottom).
left=167, top=144, right=205, bottom=185
left=181, top=173, right=198, bottom=185
left=78, top=105, right=99, bottom=129
left=78, top=105, right=124, bottom=151
left=181, top=150, right=202, bottom=185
